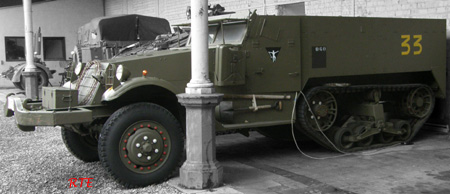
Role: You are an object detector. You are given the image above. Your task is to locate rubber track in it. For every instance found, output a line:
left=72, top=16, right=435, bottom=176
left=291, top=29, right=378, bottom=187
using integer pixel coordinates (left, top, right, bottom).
left=297, top=84, right=434, bottom=152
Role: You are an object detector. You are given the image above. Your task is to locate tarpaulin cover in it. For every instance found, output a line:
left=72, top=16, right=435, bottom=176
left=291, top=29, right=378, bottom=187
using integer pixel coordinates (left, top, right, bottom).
left=79, top=14, right=171, bottom=45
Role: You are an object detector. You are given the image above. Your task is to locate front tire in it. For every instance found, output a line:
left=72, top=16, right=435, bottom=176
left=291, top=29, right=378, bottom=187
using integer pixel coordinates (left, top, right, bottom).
left=61, top=127, right=99, bottom=162
left=98, top=103, right=183, bottom=188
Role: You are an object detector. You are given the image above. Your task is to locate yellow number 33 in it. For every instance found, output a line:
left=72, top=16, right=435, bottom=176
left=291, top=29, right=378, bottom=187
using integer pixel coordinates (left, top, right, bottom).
left=401, top=35, right=422, bottom=55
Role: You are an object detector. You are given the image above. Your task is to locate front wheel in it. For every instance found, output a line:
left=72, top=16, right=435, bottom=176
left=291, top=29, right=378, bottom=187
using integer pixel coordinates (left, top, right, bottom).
left=61, top=127, right=99, bottom=162
left=98, top=103, right=183, bottom=188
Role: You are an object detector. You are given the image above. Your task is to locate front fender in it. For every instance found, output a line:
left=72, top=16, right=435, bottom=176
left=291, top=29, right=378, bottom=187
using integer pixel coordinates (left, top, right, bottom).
left=102, top=77, right=181, bottom=101
left=11, top=63, right=53, bottom=82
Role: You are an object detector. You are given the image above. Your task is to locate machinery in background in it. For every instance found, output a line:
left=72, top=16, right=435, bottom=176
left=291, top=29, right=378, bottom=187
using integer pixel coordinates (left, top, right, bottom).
left=1, top=28, right=55, bottom=90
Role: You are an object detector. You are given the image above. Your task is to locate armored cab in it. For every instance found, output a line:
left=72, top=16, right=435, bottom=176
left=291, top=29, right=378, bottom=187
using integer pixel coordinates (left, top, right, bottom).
left=4, top=13, right=446, bottom=187
left=73, top=14, right=171, bottom=63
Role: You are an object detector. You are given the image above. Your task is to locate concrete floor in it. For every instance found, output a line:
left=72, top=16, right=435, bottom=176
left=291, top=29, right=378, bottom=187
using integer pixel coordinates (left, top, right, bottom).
left=171, top=130, right=450, bottom=194
left=1, top=88, right=450, bottom=194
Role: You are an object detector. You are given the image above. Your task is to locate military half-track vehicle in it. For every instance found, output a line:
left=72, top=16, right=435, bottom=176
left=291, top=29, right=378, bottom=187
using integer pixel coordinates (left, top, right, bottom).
left=4, top=13, right=446, bottom=187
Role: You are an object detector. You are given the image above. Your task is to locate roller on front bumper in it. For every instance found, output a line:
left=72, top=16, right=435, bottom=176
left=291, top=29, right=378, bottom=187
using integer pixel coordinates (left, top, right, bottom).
left=4, top=95, right=93, bottom=132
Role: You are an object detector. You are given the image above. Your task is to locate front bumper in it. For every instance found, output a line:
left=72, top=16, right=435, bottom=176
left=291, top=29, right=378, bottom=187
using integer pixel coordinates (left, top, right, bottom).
left=4, top=95, right=93, bottom=131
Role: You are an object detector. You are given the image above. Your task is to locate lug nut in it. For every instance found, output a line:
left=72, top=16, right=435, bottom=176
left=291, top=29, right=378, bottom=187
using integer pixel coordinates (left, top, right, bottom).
left=319, top=101, right=322, bottom=105
left=137, top=153, right=142, bottom=158
left=312, top=101, right=316, bottom=104
left=143, top=136, right=148, bottom=140
left=153, top=139, right=157, bottom=144
left=147, top=156, right=151, bottom=160
left=155, top=149, right=159, bottom=153
left=311, top=115, right=314, bottom=119
left=136, top=143, right=141, bottom=148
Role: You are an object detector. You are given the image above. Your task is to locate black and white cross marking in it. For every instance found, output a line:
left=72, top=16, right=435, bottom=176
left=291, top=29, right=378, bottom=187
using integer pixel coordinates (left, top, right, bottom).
left=266, top=47, right=281, bottom=63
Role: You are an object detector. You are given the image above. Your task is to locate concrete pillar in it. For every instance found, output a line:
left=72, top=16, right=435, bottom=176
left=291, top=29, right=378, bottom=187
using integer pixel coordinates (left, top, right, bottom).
left=176, top=0, right=223, bottom=189
left=23, top=0, right=39, bottom=99
left=177, top=93, right=223, bottom=189
left=185, top=0, right=213, bottom=92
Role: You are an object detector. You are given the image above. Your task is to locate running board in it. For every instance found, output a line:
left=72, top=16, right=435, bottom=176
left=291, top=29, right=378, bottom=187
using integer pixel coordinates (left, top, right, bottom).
left=222, top=120, right=292, bottom=130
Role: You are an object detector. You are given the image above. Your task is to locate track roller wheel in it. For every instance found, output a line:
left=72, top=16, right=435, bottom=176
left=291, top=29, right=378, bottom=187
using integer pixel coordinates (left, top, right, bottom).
left=376, top=132, right=395, bottom=144
left=334, top=127, right=354, bottom=150
left=354, top=125, right=373, bottom=147
left=394, top=120, right=411, bottom=141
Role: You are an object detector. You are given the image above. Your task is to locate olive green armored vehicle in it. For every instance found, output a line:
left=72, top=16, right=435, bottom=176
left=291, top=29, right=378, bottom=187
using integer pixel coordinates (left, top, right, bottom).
left=4, top=13, right=446, bottom=187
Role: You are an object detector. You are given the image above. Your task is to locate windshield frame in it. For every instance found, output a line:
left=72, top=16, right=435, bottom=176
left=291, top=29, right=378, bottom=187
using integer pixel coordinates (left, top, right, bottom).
left=186, top=20, right=248, bottom=47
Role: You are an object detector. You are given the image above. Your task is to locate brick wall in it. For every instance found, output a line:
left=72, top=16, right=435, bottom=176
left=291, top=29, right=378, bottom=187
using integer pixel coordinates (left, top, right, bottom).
left=104, top=0, right=305, bottom=24
left=104, top=0, right=450, bottom=31
left=306, top=0, right=450, bottom=33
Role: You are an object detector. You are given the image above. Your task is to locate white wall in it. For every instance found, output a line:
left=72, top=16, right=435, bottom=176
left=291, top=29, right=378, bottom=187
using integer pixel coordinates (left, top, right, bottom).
left=0, top=0, right=103, bottom=87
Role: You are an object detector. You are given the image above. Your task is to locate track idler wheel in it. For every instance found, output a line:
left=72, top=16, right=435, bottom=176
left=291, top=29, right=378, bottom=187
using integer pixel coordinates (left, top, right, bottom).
left=334, top=127, right=354, bottom=150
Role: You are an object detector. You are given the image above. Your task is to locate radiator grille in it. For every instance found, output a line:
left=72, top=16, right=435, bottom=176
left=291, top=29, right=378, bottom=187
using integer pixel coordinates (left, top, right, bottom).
left=75, top=61, right=103, bottom=105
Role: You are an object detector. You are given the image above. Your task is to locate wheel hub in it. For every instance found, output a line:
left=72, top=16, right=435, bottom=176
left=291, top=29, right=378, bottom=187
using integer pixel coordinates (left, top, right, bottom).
left=415, top=97, right=424, bottom=107
left=314, top=104, right=329, bottom=118
left=120, top=121, right=170, bottom=173
left=142, top=143, right=153, bottom=153
left=126, top=128, right=163, bottom=166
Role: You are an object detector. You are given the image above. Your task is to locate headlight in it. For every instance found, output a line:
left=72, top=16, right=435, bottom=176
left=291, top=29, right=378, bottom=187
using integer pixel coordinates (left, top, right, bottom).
left=74, top=62, right=84, bottom=75
left=116, top=65, right=130, bottom=81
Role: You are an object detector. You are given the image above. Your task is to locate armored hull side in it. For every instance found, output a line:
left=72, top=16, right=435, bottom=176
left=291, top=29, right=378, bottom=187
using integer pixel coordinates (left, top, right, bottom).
left=298, top=16, right=446, bottom=97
